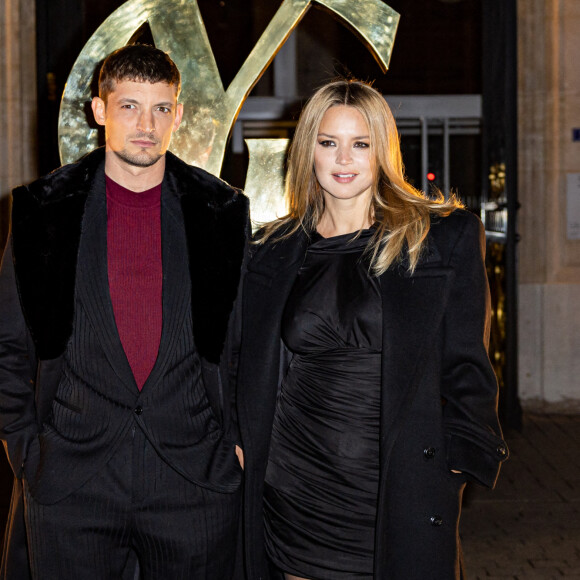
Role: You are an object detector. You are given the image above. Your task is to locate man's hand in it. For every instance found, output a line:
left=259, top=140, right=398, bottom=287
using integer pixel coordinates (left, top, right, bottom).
left=235, top=445, right=244, bottom=470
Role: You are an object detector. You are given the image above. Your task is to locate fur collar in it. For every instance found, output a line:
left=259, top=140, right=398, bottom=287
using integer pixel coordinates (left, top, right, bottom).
left=11, top=148, right=249, bottom=363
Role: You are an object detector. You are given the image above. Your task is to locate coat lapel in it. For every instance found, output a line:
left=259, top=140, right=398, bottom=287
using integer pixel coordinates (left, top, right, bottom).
left=247, top=229, right=309, bottom=279
left=171, top=153, right=249, bottom=364
left=74, top=173, right=138, bottom=395
left=240, top=229, right=309, bottom=442
left=139, top=183, right=191, bottom=394
left=11, top=149, right=105, bottom=360
left=379, top=246, right=454, bottom=450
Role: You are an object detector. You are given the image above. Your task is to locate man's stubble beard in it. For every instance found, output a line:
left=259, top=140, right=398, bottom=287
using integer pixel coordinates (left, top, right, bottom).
left=113, top=147, right=163, bottom=168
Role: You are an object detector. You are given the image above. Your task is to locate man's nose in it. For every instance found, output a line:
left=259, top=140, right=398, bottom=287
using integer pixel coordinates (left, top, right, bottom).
left=137, top=110, right=155, bottom=133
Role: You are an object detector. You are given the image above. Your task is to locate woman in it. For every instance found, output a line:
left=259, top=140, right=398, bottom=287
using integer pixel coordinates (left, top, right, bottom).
left=237, top=80, right=508, bottom=580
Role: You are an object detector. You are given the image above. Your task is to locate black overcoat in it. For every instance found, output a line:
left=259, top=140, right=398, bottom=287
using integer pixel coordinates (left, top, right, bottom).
left=0, top=147, right=249, bottom=578
left=237, top=209, right=508, bottom=580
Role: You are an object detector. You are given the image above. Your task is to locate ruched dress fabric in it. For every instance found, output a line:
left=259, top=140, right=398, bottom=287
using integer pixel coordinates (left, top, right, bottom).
left=264, top=229, right=382, bottom=580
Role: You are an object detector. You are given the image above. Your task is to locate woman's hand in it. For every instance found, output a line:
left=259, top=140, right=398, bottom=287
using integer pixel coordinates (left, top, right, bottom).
left=235, top=445, right=244, bottom=470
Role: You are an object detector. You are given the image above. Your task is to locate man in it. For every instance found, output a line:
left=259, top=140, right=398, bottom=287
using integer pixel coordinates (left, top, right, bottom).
left=0, top=44, right=248, bottom=579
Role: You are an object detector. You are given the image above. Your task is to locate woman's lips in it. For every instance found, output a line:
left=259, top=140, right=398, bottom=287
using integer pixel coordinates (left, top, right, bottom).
left=332, top=173, right=357, bottom=183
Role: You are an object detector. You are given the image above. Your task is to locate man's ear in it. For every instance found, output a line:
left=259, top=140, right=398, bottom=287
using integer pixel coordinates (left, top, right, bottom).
left=173, top=103, right=184, bottom=132
left=91, top=97, right=106, bottom=126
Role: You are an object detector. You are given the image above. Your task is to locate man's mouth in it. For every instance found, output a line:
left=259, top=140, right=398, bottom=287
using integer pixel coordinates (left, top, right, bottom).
left=131, top=134, right=158, bottom=148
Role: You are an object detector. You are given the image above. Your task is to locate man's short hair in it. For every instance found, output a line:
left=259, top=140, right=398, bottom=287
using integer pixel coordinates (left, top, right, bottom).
left=98, top=44, right=181, bottom=102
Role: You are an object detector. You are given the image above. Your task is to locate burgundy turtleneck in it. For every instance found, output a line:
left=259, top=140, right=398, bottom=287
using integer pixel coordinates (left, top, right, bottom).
left=106, top=175, right=162, bottom=391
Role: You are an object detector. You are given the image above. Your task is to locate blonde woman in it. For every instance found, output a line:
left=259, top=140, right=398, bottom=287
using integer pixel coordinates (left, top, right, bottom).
left=237, top=80, right=507, bottom=580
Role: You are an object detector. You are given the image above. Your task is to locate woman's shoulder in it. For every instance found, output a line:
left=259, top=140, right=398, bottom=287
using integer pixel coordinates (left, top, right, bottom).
left=427, top=208, right=485, bottom=259
left=251, top=218, right=303, bottom=246
left=431, top=206, right=481, bottom=227
left=430, top=208, right=483, bottom=238
left=249, top=218, right=305, bottom=260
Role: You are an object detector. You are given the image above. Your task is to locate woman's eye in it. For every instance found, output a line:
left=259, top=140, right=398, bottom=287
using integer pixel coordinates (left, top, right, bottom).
left=318, top=140, right=335, bottom=147
left=354, top=141, right=370, bottom=148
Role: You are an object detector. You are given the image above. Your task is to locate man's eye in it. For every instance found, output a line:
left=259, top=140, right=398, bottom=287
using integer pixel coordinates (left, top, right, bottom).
left=121, top=104, right=135, bottom=110
left=157, top=107, right=171, bottom=114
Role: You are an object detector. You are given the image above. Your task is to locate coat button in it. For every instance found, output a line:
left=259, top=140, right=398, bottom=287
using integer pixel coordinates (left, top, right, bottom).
left=496, top=445, right=507, bottom=457
left=430, top=515, right=443, bottom=526
left=423, top=447, right=436, bottom=459
left=134, top=406, right=143, bottom=416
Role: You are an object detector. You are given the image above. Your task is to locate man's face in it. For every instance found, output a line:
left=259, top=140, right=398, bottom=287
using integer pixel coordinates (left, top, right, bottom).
left=91, top=80, right=183, bottom=169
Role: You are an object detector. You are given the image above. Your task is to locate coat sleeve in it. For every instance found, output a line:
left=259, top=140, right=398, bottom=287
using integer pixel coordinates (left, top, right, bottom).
left=222, top=262, right=244, bottom=448
left=223, top=211, right=252, bottom=448
left=0, top=237, right=38, bottom=478
left=440, top=212, right=508, bottom=488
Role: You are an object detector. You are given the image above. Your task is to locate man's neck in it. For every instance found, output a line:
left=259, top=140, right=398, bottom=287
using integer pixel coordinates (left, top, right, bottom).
left=104, top=153, right=166, bottom=192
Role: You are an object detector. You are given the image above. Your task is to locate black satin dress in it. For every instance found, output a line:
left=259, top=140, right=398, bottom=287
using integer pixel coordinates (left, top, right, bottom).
left=263, top=229, right=382, bottom=579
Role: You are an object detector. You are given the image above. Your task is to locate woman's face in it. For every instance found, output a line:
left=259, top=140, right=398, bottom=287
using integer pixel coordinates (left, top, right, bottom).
left=313, top=105, right=374, bottom=206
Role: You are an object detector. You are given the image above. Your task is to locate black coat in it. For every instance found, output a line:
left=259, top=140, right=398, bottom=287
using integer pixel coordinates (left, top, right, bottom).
left=237, top=209, right=508, bottom=580
left=0, top=148, right=249, bottom=577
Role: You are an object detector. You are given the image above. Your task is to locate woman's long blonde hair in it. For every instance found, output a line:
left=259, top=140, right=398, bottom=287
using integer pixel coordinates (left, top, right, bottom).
left=256, top=79, right=462, bottom=274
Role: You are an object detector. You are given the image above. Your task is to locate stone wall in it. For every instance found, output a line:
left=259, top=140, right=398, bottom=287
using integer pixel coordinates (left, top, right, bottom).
left=518, top=0, right=580, bottom=411
left=0, top=0, right=37, bottom=251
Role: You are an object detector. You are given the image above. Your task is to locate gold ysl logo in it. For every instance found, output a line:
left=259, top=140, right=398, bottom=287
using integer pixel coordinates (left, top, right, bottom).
left=58, top=0, right=398, bottom=223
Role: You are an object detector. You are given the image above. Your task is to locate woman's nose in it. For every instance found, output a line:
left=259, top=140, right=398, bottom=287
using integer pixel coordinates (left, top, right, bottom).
left=336, top=146, right=352, bottom=165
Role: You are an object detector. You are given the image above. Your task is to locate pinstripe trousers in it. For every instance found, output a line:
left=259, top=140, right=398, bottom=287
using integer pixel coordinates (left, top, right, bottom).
left=23, top=425, right=241, bottom=580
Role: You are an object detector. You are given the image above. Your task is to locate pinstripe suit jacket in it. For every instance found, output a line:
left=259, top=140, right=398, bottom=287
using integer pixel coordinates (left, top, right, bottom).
left=0, top=148, right=248, bottom=576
